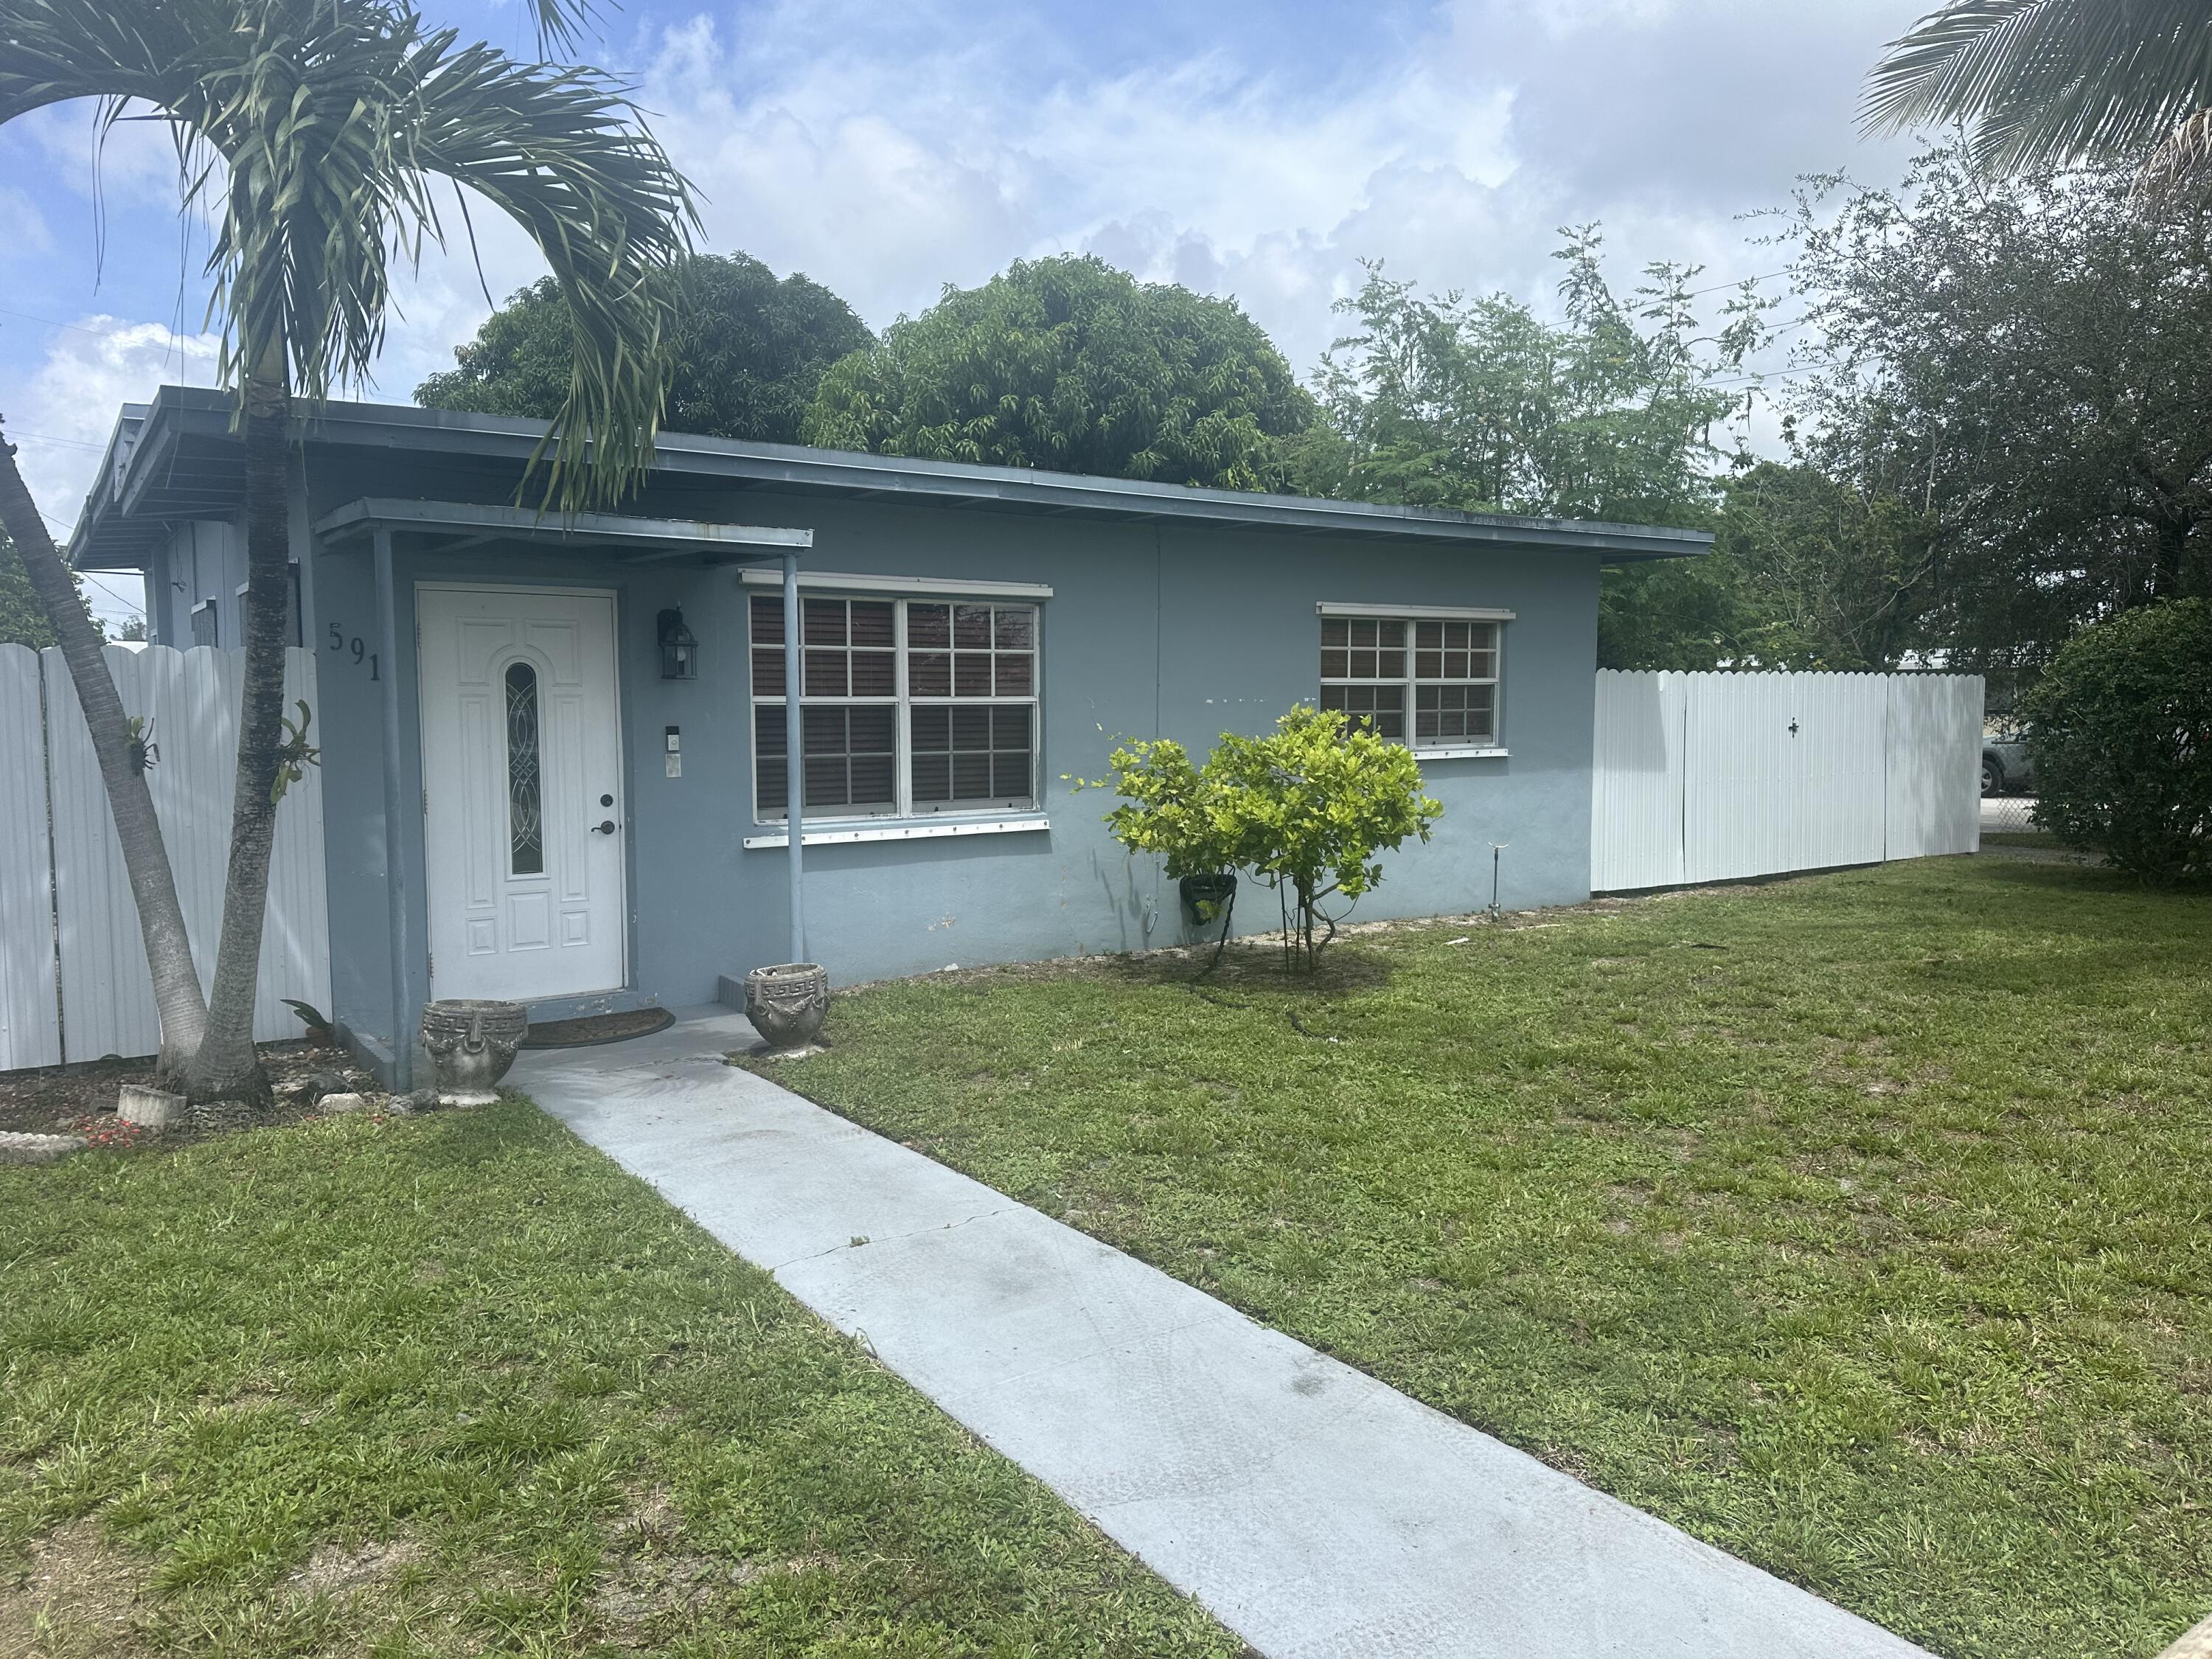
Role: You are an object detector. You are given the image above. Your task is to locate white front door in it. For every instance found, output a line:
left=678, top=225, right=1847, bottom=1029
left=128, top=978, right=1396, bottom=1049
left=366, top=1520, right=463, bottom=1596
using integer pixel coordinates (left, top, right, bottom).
left=418, top=585, right=626, bottom=1001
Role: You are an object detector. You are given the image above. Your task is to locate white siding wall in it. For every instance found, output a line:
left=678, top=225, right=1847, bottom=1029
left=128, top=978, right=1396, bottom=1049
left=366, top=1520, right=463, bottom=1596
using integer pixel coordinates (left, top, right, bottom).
left=0, top=647, right=61, bottom=1070
left=0, top=641, right=330, bottom=1068
left=1593, top=669, right=1982, bottom=891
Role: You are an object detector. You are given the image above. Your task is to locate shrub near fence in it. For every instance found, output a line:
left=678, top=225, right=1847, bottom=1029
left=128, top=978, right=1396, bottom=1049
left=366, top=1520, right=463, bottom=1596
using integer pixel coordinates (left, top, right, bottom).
left=0, top=643, right=330, bottom=1071
left=1590, top=671, right=1983, bottom=892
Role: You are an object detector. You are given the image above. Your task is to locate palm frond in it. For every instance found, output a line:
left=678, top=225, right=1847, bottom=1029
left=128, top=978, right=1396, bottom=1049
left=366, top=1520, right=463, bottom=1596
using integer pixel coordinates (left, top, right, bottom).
left=399, top=33, right=695, bottom=509
left=1863, top=0, right=2212, bottom=173
left=2137, top=106, right=2212, bottom=204
left=0, top=0, right=693, bottom=512
left=527, top=0, right=596, bottom=58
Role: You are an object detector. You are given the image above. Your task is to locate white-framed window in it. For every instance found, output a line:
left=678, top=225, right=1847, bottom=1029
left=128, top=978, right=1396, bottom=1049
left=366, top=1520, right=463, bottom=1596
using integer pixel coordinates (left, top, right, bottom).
left=750, top=593, right=1039, bottom=822
left=1319, top=612, right=1503, bottom=749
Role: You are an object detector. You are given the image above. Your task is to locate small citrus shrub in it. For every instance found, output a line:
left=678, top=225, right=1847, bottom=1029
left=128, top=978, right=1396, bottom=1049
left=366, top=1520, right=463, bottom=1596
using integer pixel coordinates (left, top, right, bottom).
left=2021, top=598, right=2212, bottom=883
left=1086, top=704, right=1441, bottom=967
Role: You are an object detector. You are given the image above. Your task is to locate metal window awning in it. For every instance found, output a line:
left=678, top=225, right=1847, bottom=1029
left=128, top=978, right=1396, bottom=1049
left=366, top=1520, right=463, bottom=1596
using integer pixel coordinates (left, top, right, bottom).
left=311, top=498, right=813, bottom=564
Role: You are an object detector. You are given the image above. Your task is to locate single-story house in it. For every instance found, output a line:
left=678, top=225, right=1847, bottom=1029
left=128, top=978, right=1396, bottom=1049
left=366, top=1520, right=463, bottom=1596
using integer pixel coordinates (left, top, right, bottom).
left=70, top=386, right=1708, bottom=1084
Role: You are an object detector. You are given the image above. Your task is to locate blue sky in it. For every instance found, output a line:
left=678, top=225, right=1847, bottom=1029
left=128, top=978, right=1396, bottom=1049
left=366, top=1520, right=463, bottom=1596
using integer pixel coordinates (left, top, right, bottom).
left=0, top=0, right=1929, bottom=625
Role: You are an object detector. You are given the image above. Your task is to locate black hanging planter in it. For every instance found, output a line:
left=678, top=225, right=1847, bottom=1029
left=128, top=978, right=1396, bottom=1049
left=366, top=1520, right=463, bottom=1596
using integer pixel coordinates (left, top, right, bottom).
left=1178, top=872, right=1238, bottom=921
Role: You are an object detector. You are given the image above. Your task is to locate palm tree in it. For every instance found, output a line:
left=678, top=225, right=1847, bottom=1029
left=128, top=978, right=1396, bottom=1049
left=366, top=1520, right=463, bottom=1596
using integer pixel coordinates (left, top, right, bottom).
left=0, top=449, right=212, bottom=1072
left=0, top=0, right=692, bottom=1099
left=1863, top=0, right=2212, bottom=195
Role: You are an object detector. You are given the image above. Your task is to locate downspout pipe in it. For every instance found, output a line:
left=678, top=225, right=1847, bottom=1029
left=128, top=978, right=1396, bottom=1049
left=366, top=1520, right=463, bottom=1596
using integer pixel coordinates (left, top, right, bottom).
left=373, top=526, right=414, bottom=1090
left=782, top=547, right=806, bottom=965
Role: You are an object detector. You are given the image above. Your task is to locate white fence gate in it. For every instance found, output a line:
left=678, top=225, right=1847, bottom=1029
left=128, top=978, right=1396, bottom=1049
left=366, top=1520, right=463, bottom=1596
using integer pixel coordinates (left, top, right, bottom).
left=1591, top=670, right=1983, bottom=892
left=0, top=642, right=331, bottom=1071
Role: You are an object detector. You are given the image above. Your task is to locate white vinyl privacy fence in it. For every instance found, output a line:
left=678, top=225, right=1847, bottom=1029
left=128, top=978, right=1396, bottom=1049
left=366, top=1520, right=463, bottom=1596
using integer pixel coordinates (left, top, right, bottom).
left=0, top=643, right=330, bottom=1071
left=1590, top=670, right=1983, bottom=892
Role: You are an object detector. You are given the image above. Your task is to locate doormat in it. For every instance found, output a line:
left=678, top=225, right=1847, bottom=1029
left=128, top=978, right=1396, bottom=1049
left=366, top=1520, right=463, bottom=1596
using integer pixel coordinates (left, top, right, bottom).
left=521, top=1007, right=676, bottom=1049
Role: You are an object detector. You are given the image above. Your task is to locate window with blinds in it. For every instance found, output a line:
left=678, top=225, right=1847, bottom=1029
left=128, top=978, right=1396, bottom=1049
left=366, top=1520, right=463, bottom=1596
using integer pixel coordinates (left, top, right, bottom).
left=750, top=594, right=1040, bottom=821
left=1319, top=614, right=1501, bottom=748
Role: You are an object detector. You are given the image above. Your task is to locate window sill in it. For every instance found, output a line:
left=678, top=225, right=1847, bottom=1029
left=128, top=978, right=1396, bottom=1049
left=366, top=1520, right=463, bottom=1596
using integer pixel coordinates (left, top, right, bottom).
left=742, top=814, right=1050, bottom=849
left=1413, top=745, right=1508, bottom=760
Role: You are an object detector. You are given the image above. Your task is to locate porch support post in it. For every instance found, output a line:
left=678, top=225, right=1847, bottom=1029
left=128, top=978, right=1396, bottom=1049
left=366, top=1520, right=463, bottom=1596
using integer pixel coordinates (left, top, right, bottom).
left=782, top=548, right=806, bottom=964
left=373, top=526, right=414, bottom=1090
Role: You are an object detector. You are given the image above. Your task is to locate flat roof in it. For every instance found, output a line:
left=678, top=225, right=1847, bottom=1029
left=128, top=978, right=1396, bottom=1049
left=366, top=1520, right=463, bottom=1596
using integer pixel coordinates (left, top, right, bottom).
left=312, top=498, right=813, bottom=564
left=72, top=385, right=1714, bottom=569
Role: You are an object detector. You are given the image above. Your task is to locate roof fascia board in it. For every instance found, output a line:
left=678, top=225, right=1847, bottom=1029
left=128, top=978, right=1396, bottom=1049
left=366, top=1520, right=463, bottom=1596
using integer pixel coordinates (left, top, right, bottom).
left=111, top=412, right=188, bottom=524
left=278, top=396, right=1709, bottom=557
left=103, top=389, right=1717, bottom=560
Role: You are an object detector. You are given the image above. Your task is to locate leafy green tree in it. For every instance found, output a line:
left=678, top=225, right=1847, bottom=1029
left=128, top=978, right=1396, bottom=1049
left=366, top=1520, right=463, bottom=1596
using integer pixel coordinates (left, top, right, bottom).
left=1305, top=231, right=1767, bottom=529
left=1593, top=557, right=1753, bottom=672
left=802, top=254, right=1312, bottom=489
left=420, top=252, right=872, bottom=442
left=1708, top=460, right=1938, bottom=671
left=1301, top=235, right=1770, bottom=677
left=1863, top=0, right=2212, bottom=195
left=1, top=531, right=67, bottom=648
left=1601, top=459, right=1937, bottom=675
left=1781, top=145, right=2212, bottom=689
left=0, top=0, right=690, bottom=1099
left=1085, top=705, right=1441, bottom=970
left=1304, top=232, right=1768, bottom=670
left=2020, top=598, right=2212, bottom=883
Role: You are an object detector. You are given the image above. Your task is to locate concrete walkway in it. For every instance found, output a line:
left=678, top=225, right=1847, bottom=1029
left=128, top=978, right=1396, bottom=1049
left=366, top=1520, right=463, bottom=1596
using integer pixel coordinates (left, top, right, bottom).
left=515, top=1009, right=1931, bottom=1659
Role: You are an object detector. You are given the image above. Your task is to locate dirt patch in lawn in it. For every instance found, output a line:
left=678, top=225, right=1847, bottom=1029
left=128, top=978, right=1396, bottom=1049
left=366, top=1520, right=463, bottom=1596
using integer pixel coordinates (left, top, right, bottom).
left=287, top=1536, right=425, bottom=1597
left=589, top=1484, right=850, bottom=1645
left=591, top=1550, right=847, bottom=1646
left=0, top=1520, right=153, bottom=1659
left=0, top=1043, right=375, bottom=1146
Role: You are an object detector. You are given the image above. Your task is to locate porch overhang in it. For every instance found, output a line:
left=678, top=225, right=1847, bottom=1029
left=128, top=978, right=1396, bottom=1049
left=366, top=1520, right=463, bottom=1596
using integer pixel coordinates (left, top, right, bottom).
left=320, top=498, right=815, bottom=1093
left=310, top=498, right=813, bottom=565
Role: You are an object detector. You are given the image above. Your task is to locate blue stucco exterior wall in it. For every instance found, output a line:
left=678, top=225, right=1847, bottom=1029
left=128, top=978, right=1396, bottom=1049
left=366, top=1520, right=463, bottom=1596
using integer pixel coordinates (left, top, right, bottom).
left=276, top=451, right=1601, bottom=1065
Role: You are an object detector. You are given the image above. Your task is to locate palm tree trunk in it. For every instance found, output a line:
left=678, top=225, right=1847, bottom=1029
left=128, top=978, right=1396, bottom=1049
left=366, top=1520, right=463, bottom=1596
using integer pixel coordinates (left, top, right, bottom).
left=179, top=369, right=291, bottom=1103
left=0, top=417, right=209, bottom=1072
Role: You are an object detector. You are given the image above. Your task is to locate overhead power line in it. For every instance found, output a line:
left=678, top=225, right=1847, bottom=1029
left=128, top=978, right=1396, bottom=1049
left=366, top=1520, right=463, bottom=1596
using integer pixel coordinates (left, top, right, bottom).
left=8, top=429, right=108, bottom=452
left=0, top=303, right=143, bottom=338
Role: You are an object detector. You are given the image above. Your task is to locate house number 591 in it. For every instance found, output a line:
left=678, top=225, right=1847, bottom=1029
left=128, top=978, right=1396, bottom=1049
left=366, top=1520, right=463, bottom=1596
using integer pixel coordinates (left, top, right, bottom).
left=327, top=623, right=380, bottom=681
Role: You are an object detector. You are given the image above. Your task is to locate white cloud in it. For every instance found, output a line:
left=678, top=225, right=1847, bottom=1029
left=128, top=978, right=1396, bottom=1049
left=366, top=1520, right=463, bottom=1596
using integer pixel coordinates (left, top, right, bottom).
left=9, top=318, right=222, bottom=627
left=568, top=0, right=1924, bottom=376
left=7, top=0, right=1931, bottom=498
left=12, top=318, right=220, bottom=515
left=15, top=101, right=206, bottom=216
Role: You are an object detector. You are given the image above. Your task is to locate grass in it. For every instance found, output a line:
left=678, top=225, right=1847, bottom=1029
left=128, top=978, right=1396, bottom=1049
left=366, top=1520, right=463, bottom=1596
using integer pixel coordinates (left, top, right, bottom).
left=758, top=857, right=2212, bottom=1659
left=0, top=1102, right=1242, bottom=1658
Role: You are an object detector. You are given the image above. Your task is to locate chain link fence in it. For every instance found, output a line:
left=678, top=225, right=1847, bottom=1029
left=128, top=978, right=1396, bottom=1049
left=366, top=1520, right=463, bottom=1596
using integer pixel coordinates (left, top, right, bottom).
left=1980, top=793, right=2040, bottom=836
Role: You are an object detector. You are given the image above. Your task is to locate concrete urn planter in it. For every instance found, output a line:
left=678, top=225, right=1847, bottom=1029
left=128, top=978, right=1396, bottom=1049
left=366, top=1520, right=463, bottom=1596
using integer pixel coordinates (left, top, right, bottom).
left=420, top=998, right=528, bottom=1105
left=745, top=963, right=829, bottom=1053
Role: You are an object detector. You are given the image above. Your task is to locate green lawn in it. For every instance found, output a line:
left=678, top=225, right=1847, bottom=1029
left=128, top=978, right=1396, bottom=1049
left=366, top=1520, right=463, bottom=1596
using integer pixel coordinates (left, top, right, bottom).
left=0, top=1103, right=1239, bottom=1658
left=759, top=857, right=2212, bottom=1659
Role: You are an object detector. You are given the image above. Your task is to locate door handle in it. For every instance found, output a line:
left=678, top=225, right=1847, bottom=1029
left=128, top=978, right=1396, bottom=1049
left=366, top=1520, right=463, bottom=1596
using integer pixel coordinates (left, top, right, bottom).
left=594, top=819, right=617, bottom=835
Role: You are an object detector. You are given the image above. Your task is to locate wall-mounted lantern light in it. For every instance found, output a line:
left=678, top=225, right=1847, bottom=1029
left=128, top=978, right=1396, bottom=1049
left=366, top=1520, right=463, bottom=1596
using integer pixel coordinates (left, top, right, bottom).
left=657, top=608, right=698, bottom=681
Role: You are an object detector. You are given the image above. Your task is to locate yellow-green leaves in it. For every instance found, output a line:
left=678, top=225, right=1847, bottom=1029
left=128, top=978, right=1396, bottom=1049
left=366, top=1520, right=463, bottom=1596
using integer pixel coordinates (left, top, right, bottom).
left=1091, top=705, right=1441, bottom=966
